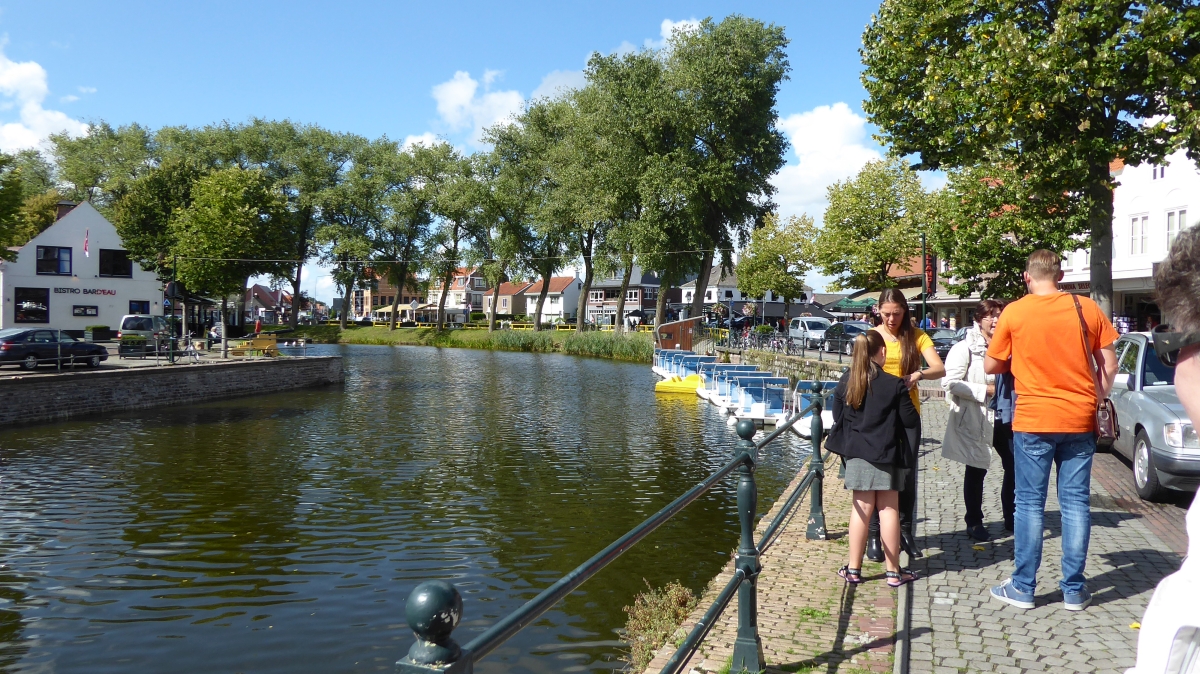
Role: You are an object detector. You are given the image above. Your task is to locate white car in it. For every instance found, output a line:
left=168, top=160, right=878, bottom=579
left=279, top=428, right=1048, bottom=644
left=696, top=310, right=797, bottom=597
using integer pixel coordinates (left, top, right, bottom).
left=788, top=317, right=831, bottom=348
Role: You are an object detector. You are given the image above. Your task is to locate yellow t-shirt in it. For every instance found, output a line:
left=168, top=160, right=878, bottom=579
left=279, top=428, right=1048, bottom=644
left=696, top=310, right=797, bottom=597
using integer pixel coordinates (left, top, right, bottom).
left=874, top=327, right=934, bottom=412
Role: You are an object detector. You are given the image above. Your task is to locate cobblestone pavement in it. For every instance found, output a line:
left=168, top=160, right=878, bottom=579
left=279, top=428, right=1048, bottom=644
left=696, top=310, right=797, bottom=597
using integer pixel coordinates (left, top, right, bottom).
left=643, top=451, right=897, bottom=674
left=910, top=401, right=1188, bottom=674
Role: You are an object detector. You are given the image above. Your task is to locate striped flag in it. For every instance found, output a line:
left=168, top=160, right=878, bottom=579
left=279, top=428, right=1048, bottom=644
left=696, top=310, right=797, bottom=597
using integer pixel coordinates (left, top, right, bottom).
left=83, top=229, right=89, bottom=257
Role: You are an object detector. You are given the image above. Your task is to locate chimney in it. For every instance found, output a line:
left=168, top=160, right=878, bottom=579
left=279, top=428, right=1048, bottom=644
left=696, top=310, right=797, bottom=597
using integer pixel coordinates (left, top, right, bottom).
left=55, top=200, right=77, bottom=221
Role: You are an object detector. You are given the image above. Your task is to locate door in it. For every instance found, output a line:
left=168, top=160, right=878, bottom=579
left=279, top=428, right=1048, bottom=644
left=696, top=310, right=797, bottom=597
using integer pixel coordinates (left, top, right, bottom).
left=1111, top=339, right=1139, bottom=458
left=30, top=330, right=58, bottom=364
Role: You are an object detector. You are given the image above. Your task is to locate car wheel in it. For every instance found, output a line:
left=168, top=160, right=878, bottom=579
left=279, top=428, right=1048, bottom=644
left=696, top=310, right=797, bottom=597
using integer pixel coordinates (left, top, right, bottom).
left=1133, top=429, right=1167, bottom=502
left=87, top=355, right=101, bottom=368
left=21, top=354, right=38, bottom=370
left=843, top=341, right=852, bottom=355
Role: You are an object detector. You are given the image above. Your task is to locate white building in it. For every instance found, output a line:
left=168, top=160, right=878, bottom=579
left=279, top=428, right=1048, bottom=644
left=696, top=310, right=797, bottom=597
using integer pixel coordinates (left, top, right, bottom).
left=525, top=276, right=583, bottom=322
left=1061, top=152, right=1197, bottom=331
left=0, top=202, right=163, bottom=331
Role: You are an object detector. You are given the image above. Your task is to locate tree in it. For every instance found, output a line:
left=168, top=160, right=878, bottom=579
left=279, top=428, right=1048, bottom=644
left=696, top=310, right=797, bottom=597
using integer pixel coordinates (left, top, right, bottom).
left=861, top=0, right=1200, bottom=316
left=429, top=149, right=481, bottom=330
left=110, top=157, right=208, bottom=275
left=736, top=214, right=813, bottom=321
left=666, top=16, right=791, bottom=317
left=928, top=162, right=1088, bottom=299
left=0, top=155, right=27, bottom=261
left=49, top=121, right=154, bottom=207
left=814, top=158, right=927, bottom=290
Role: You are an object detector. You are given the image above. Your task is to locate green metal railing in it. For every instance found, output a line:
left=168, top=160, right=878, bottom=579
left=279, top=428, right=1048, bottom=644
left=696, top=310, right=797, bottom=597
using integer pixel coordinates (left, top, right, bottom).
left=395, top=384, right=829, bottom=674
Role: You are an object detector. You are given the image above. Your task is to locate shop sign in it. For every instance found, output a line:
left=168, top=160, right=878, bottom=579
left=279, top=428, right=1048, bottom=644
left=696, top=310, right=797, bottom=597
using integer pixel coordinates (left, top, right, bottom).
left=1059, top=281, right=1091, bottom=292
left=54, top=287, right=117, bottom=296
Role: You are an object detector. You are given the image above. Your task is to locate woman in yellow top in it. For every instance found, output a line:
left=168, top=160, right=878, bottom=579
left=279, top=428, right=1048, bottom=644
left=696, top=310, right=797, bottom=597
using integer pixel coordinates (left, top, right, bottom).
left=864, top=287, right=946, bottom=561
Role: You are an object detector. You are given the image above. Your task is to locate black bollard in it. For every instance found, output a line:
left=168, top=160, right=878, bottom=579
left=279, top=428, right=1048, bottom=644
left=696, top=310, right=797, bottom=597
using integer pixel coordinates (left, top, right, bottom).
left=730, top=420, right=764, bottom=672
left=395, top=581, right=469, bottom=673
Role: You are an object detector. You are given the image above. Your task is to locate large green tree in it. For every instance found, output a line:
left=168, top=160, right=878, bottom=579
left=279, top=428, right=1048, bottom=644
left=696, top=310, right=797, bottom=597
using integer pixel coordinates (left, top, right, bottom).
left=49, top=121, right=155, bottom=207
left=814, top=158, right=928, bottom=290
left=0, top=155, right=28, bottom=261
left=736, top=214, right=814, bottom=321
left=862, top=0, right=1200, bottom=315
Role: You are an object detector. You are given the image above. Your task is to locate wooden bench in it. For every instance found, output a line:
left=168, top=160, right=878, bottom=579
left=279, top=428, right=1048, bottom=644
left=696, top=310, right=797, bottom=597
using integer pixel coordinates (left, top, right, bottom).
left=228, top=335, right=280, bottom=357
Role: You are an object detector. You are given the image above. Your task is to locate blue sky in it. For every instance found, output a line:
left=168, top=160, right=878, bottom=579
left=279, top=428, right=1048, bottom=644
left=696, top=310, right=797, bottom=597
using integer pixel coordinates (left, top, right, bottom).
left=0, top=1, right=894, bottom=299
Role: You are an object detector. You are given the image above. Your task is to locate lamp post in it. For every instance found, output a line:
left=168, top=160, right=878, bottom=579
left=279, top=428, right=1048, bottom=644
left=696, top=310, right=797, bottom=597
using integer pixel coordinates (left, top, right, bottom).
left=921, top=233, right=928, bottom=327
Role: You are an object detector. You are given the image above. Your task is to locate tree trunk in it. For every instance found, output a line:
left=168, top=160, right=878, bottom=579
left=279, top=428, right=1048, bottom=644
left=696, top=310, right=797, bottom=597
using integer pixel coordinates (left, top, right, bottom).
left=220, top=298, right=229, bottom=359
left=532, top=274, right=551, bottom=331
left=689, top=249, right=715, bottom=318
left=1088, top=160, right=1115, bottom=318
left=488, top=279, right=502, bottom=332
left=655, top=272, right=671, bottom=327
left=614, top=261, right=633, bottom=333
left=388, top=261, right=410, bottom=331
left=290, top=265, right=303, bottom=330
left=436, top=270, right=453, bottom=330
left=575, top=230, right=595, bottom=334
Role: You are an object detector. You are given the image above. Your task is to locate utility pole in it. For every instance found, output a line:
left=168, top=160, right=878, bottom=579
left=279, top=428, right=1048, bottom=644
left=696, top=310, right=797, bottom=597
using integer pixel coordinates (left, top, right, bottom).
left=169, top=255, right=177, bottom=365
left=921, top=233, right=928, bottom=327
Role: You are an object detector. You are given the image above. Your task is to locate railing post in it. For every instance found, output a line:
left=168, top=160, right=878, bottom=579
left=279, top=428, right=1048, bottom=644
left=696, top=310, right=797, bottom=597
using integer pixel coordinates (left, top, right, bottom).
left=731, top=420, right=764, bottom=672
left=395, top=581, right=472, bottom=674
left=806, top=382, right=827, bottom=540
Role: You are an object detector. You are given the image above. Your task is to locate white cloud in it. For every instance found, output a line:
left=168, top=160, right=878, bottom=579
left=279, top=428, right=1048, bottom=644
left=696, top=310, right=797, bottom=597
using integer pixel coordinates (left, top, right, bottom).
left=401, top=132, right=440, bottom=151
left=430, top=70, right=524, bottom=148
left=531, top=69, right=585, bottom=100
left=771, top=102, right=882, bottom=223
left=77, top=86, right=96, bottom=94
left=0, top=41, right=88, bottom=152
left=59, top=94, right=79, bottom=103
left=648, top=18, right=701, bottom=49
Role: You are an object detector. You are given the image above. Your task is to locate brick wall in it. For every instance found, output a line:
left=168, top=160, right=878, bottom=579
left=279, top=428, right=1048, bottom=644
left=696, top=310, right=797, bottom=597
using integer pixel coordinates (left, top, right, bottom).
left=0, top=357, right=343, bottom=428
left=736, top=350, right=848, bottom=384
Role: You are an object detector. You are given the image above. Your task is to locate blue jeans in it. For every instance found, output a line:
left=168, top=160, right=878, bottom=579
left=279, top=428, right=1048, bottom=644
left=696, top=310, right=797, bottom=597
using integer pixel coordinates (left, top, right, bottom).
left=1012, top=432, right=1095, bottom=596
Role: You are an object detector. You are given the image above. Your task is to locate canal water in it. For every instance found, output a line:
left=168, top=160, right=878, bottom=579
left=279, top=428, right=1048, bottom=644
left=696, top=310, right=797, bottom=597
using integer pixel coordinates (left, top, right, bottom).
left=0, top=345, right=811, bottom=673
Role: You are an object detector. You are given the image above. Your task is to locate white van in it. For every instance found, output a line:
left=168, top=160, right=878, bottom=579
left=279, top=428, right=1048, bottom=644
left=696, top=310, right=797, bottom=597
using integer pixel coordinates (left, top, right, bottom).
left=788, top=317, right=831, bottom=348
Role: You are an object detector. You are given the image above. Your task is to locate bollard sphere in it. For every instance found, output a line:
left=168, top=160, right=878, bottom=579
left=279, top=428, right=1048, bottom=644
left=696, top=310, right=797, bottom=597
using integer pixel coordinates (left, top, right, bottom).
left=405, top=580, right=463, bottom=642
left=736, top=419, right=757, bottom=441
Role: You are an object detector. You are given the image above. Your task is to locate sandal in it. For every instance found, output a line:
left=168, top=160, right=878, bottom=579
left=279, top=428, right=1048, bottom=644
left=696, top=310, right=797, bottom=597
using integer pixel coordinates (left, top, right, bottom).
left=886, top=568, right=919, bottom=587
left=838, top=565, right=864, bottom=584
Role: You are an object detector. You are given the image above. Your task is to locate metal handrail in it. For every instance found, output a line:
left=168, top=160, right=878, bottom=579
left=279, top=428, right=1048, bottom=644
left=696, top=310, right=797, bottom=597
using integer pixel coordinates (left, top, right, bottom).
left=395, top=388, right=828, bottom=674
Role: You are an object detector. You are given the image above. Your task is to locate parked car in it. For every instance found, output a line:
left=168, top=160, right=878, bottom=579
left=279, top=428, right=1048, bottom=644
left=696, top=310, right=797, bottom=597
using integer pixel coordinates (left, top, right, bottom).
left=788, top=317, right=831, bottom=348
left=0, top=328, right=109, bottom=370
left=822, top=320, right=872, bottom=354
left=117, top=314, right=170, bottom=342
left=926, top=327, right=959, bottom=360
left=1109, top=332, right=1198, bottom=501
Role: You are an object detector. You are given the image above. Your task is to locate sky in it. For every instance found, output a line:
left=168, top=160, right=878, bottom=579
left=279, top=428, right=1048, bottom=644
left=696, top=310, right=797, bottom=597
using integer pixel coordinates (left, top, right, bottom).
left=0, top=0, right=901, bottom=299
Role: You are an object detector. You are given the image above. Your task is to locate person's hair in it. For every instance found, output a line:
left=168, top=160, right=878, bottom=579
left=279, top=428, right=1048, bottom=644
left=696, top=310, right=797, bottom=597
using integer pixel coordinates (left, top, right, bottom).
left=846, top=330, right=886, bottom=410
left=1025, top=249, right=1062, bottom=281
left=1155, top=225, right=1200, bottom=333
left=877, top=288, right=921, bottom=375
left=974, top=299, right=1005, bottom=324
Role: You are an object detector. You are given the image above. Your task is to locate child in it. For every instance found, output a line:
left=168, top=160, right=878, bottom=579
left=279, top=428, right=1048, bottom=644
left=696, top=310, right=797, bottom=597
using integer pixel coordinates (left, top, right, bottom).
left=825, top=330, right=921, bottom=587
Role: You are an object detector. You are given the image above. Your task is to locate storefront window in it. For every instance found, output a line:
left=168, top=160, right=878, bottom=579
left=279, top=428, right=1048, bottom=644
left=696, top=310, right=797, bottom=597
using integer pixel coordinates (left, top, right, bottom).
left=98, top=249, right=133, bottom=277
left=36, top=246, right=72, bottom=275
left=14, top=288, right=49, bottom=323
left=129, top=300, right=150, bottom=314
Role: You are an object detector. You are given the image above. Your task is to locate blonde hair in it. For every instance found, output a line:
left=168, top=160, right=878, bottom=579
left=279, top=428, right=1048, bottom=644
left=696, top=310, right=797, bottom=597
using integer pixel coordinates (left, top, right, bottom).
left=1026, top=249, right=1061, bottom=281
left=845, top=330, right=886, bottom=410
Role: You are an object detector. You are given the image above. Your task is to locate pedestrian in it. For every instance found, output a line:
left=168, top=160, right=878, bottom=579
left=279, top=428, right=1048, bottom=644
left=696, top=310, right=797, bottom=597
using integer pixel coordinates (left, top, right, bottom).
left=1128, top=226, right=1200, bottom=672
left=985, top=249, right=1119, bottom=611
left=864, top=288, right=946, bottom=562
left=826, top=329, right=921, bottom=587
left=940, top=316, right=950, bottom=328
left=920, top=314, right=934, bottom=330
left=941, top=299, right=1014, bottom=541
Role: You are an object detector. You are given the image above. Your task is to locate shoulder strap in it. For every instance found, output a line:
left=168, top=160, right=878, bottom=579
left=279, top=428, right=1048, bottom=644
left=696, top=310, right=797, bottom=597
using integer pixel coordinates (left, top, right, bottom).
left=1071, top=295, right=1103, bottom=401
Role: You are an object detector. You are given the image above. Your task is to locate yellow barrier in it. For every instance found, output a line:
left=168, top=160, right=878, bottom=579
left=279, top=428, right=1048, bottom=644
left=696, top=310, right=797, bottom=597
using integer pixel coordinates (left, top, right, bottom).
left=511, top=323, right=534, bottom=331
left=555, top=324, right=574, bottom=331
left=635, top=324, right=654, bottom=333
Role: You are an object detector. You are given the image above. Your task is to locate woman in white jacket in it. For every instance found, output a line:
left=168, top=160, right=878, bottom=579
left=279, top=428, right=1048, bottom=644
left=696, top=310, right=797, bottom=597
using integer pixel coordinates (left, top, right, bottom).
left=941, top=300, right=1011, bottom=542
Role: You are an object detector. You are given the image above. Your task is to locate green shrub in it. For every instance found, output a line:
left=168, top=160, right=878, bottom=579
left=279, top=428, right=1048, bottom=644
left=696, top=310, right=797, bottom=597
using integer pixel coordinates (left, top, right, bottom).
left=621, top=580, right=697, bottom=672
left=562, top=331, right=653, bottom=363
left=486, top=330, right=556, bottom=352
left=85, top=325, right=109, bottom=331
left=753, top=324, right=774, bottom=335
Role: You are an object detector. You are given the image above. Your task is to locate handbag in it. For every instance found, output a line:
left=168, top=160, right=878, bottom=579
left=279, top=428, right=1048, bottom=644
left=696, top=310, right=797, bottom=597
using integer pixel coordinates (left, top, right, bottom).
left=1072, top=295, right=1119, bottom=447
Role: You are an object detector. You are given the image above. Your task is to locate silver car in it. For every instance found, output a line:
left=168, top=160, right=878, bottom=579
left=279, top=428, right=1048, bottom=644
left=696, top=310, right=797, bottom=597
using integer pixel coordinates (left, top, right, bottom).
left=788, top=317, right=830, bottom=348
left=1110, top=332, right=1199, bottom=501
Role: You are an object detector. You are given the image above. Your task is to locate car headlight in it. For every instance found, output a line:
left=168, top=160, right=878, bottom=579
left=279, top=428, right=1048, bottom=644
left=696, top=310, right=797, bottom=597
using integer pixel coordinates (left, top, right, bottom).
left=1164, top=422, right=1200, bottom=449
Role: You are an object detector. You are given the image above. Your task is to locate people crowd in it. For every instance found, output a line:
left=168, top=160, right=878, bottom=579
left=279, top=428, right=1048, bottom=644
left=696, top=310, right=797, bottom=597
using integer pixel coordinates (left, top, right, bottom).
left=824, top=240, right=1198, bottom=659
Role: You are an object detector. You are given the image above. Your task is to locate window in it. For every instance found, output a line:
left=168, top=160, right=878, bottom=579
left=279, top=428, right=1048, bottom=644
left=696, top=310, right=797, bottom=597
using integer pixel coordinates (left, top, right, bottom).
left=36, top=246, right=72, bottom=275
left=456, top=278, right=464, bottom=287
left=1167, top=209, right=1187, bottom=247
left=590, top=290, right=603, bottom=301
left=725, top=290, right=734, bottom=299
left=1152, top=165, right=1165, bottom=180
left=1131, top=215, right=1148, bottom=255
left=14, top=288, right=49, bottom=323
left=501, top=298, right=508, bottom=308
left=129, top=300, right=150, bottom=314
left=473, top=278, right=484, bottom=288
left=98, top=249, right=133, bottom=277
left=73, top=305, right=98, bottom=317
left=626, top=289, right=638, bottom=301
left=1117, top=341, right=1140, bottom=383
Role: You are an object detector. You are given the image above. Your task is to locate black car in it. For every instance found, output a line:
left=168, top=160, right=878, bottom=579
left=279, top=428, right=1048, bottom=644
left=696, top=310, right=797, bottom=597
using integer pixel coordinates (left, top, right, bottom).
left=822, top=321, right=872, bottom=354
left=0, top=328, right=109, bottom=370
left=926, top=328, right=959, bottom=360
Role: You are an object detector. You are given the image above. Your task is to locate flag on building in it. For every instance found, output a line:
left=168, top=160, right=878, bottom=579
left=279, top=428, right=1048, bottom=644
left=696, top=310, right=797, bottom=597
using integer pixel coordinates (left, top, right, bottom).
left=83, top=229, right=89, bottom=257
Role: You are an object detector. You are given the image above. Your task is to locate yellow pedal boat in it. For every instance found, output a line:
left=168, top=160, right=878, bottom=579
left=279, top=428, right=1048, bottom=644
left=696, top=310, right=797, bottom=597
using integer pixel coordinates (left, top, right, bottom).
left=655, top=373, right=704, bottom=394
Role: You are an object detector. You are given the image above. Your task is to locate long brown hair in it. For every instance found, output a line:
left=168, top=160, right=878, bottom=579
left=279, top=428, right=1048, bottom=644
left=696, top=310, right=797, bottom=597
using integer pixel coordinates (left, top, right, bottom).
left=877, top=288, right=921, bottom=376
left=846, top=330, right=886, bottom=410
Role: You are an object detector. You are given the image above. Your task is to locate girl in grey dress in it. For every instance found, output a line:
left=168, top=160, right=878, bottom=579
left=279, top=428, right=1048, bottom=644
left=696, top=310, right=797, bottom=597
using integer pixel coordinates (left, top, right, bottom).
left=824, top=329, right=921, bottom=587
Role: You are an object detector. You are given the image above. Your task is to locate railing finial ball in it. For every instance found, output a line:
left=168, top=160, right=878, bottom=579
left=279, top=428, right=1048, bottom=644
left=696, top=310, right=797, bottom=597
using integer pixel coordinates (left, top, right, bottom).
left=403, top=580, right=463, bottom=665
left=735, top=419, right=757, bottom=441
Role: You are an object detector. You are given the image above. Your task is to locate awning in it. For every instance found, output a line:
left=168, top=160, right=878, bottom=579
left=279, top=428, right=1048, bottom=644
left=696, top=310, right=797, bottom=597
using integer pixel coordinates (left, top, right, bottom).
left=901, top=287, right=924, bottom=301
left=826, top=296, right=877, bottom=312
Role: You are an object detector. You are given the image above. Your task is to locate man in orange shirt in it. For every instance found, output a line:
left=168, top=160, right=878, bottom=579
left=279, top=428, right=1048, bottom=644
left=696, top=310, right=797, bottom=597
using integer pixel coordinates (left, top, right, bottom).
left=984, top=250, right=1119, bottom=611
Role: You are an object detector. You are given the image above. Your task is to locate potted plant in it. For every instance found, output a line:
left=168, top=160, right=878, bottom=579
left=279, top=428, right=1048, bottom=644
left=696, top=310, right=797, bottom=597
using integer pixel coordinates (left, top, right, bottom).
left=84, top=325, right=112, bottom=342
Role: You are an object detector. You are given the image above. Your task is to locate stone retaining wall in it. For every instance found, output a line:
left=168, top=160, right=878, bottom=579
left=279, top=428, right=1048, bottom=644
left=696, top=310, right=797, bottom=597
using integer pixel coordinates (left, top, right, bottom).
left=0, top=357, right=343, bottom=427
left=729, top=349, right=947, bottom=398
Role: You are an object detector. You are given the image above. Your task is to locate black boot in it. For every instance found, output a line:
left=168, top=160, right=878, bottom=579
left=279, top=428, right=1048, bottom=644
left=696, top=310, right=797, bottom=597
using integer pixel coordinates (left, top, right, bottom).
left=900, top=524, right=923, bottom=559
left=866, top=513, right=884, bottom=562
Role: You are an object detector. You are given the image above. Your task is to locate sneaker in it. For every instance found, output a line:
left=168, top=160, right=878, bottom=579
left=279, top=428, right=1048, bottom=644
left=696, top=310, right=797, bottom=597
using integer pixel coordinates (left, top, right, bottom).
left=968, top=524, right=991, bottom=541
left=990, top=579, right=1035, bottom=609
left=1062, top=589, right=1092, bottom=611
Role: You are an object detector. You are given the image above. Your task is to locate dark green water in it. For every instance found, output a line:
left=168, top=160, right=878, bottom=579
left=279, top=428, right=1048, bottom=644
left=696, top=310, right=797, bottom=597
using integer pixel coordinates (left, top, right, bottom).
left=0, top=345, right=810, bottom=673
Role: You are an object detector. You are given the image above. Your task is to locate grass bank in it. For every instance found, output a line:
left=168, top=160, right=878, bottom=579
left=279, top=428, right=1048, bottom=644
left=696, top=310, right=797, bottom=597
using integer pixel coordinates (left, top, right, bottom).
left=273, top=325, right=654, bottom=363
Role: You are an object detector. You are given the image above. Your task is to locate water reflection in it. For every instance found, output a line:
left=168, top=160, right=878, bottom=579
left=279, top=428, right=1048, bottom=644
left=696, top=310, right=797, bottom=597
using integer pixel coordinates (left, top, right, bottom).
left=0, top=345, right=810, bottom=673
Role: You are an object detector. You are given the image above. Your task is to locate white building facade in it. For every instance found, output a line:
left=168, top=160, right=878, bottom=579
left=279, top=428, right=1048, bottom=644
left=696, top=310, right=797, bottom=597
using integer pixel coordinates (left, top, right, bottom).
left=0, top=203, right=163, bottom=331
left=1061, top=151, right=1197, bottom=332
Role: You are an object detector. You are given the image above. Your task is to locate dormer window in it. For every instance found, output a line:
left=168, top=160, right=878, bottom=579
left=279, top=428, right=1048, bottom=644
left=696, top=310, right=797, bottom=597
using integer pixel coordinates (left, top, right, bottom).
left=1152, top=166, right=1166, bottom=180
